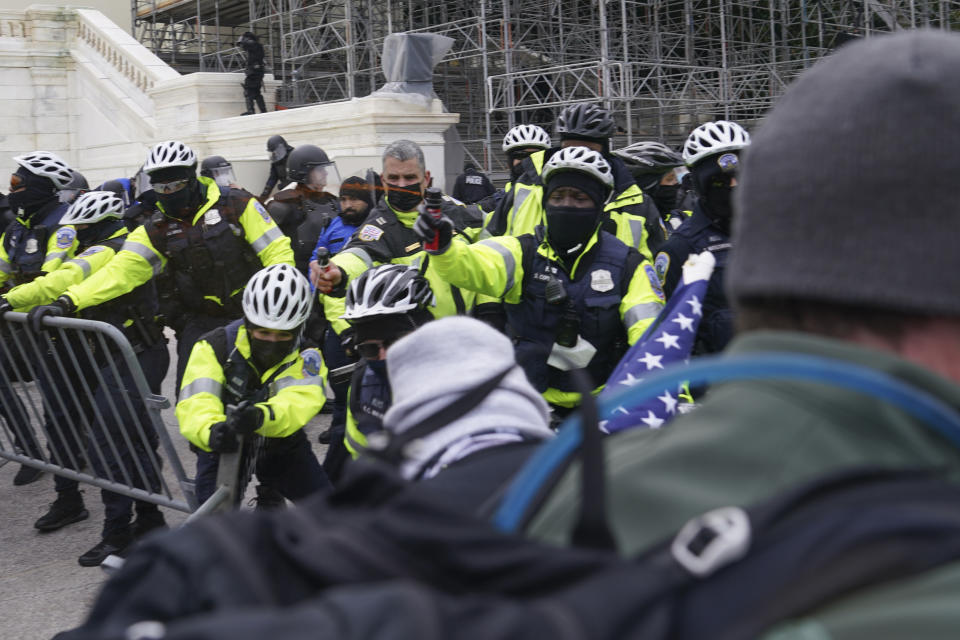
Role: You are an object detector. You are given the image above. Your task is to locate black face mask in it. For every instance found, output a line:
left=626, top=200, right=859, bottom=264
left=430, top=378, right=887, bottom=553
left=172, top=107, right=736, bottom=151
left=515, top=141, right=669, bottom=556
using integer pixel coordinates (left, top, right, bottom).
left=157, top=179, right=201, bottom=220
left=8, top=188, right=55, bottom=217
left=701, top=183, right=734, bottom=233
left=545, top=205, right=601, bottom=256
left=77, top=219, right=123, bottom=247
left=385, top=182, right=422, bottom=212
left=249, top=336, right=294, bottom=373
left=340, top=207, right=368, bottom=226
left=649, top=183, right=681, bottom=216
left=366, top=358, right=388, bottom=376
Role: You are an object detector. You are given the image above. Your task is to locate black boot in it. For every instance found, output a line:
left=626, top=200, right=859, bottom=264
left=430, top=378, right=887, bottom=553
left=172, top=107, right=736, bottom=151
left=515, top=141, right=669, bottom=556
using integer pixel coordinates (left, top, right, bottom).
left=255, top=93, right=267, bottom=113
left=78, top=529, right=134, bottom=567
left=249, top=484, right=285, bottom=510
left=241, top=96, right=255, bottom=116
left=34, top=490, right=89, bottom=532
left=13, top=464, right=44, bottom=486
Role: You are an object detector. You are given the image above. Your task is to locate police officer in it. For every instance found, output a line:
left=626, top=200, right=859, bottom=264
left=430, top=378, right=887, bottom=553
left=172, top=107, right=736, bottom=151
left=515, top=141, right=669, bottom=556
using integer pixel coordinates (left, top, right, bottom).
left=176, top=264, right=330, bottom=506
left=314, top=139, right=483, bottom=341
left=654, top=120, right=751, bottom=355
left=266, top=144, right=341, bottom=274
left=493, top=103, right=666, bottom=261
left=22, top=191, right=169, bottom=565
left=260, top=135, right=294, bottom=201
left=415, top=147, right=664, bottom=412
left=452, top=163, right=495, bottom=205
left=44, top=140, right=294, bottom=390
left=339, top=264, right=434, bottom=463
left=612, top=141, right=691, bottom=231
left=0, top=151, right=77, bottom=488
left=481, top=124, right=552, bottom=236
left=200, top=155, right=241, bottom=190
left=237, top=31, right=266, bottom=116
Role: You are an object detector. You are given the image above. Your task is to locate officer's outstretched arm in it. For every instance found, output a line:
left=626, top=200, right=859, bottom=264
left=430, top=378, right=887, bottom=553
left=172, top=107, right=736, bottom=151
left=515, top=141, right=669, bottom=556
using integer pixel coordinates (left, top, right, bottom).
left=62, top=226, right=161, bottom=311
left=620, top=260, right=666, bottom=345
left=428, top=236, right=524, bottom=302
left=238, top=198, right=294, bottom=267
left=176, top=340, right=227, bottom=452
left=257, top=350, right=328, bottom=439
left=5, top=244, right=118, bottom=310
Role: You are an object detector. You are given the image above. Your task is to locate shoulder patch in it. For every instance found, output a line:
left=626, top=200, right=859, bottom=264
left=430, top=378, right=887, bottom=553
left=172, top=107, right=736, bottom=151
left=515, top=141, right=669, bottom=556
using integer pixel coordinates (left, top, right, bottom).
left=645, top=263, right=666, bottom=302
left=78, top=246, right=105, bottom=258
left=358, top=224, right=384, bottom=242
left=254, top=200, right=272, bottom=222
left=301, top=348, right=323, bottom=377
left=56, top=227, right=76, bottom=249
left=654, top=252, right=670, bottom=284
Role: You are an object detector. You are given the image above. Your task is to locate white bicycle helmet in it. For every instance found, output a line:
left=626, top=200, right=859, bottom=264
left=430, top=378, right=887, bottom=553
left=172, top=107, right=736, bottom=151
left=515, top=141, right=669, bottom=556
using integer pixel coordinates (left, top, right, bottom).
left=342, top=264, right=435, bottom=321
left=541, top=146, right=615, bottom=193
left=142, top=140, right=197, bottom=174
left=242, top=264, right=313, bottom=330
left=13, top=151, right=74, bottom=189
left=59, top=191, right=125, bottom=226
left=502, top=124, right=552, bottom=153
left=682, top=121, right=751, bottom=167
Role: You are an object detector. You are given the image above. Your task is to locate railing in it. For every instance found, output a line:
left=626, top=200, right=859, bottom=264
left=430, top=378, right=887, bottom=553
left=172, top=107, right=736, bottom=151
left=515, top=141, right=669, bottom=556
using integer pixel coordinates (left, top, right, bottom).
left=75, top=8, right=179, bottom=94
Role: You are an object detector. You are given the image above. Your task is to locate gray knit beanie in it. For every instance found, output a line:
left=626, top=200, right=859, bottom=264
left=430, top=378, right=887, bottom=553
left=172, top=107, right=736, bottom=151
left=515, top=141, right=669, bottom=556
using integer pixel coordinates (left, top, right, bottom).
left=728, top=30, right=960, bottom=315
left=382, top=316, right=553, bottom=480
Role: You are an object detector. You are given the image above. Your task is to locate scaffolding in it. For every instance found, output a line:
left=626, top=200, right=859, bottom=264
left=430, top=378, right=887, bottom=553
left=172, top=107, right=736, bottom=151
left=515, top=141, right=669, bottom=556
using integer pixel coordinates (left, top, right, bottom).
left=132, top=0, right=960, bottom=174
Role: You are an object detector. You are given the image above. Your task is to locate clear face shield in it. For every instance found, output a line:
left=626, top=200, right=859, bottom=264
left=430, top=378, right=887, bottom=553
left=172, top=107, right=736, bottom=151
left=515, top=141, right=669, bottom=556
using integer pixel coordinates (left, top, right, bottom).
left=270, top=146, right=288, bottom=163
left=305, top=162, right=341, bottom=194
left=58, top=189, right=83, bottom=204
left=209, top=166, right=237, bottom=188
left=135, top=170, right=152, bottom=199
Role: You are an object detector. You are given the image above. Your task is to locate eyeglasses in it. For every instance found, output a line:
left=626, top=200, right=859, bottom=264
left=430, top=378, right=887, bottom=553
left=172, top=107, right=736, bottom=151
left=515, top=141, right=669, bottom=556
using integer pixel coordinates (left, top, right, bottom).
left=357, top=340, right=387, bottom=360
left=151, top=179, right=190, bottom=195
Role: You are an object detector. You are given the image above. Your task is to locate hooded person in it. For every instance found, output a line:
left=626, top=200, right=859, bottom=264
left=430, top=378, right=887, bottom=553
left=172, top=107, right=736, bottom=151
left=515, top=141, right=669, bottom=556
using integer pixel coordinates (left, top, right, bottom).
left=415, top=146, right=664, bottom=413
left=370, top=316, right=553, bottom=484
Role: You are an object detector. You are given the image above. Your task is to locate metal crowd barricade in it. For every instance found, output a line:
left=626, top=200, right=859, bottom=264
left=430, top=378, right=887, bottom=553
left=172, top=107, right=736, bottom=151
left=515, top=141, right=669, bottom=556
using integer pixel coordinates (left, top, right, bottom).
left=0, top=312, right=243, bottom=517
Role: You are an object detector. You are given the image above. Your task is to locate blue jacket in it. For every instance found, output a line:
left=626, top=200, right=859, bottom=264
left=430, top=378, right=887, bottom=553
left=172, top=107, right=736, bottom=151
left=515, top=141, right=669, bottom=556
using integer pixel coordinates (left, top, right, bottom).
left=310, top=215, right=359, bottom=260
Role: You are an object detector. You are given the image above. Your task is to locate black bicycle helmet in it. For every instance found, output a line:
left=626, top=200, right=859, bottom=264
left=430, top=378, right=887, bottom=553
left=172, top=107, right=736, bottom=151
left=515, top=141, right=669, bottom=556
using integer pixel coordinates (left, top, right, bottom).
left=612, top=141, right=684, bottom=177
left=286, top=144, right=332, bottom=183
left=555, top=103, right=616, bottom=140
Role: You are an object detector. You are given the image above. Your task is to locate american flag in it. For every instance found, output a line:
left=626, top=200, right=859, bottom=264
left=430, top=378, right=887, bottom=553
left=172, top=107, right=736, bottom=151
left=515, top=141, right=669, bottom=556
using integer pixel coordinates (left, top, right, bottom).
left=599, top=251, right=715, bottom=433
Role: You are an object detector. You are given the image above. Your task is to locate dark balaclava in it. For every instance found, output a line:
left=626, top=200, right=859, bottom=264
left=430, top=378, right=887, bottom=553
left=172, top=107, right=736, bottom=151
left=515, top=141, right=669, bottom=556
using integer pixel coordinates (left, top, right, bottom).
left=150, top=166, right=203, bottom=220
left=543, top=170, right=607, bottom=259
left=640, top=173, right=681, bottom=217
left=77, top=217, right=124, bottom=248
left=246, top=321, right=299, bottom=373
left=507, top=149, right=537, bottom=182
left=339, top=176, right=374, bottom=225
left=691, top=151, right=740, bottom=233
left=8, top=167, right=57, bottom=217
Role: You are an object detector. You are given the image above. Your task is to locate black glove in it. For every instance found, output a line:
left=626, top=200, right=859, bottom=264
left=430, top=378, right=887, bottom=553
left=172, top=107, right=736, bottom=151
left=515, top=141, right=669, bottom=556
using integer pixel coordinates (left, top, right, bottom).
left=27, top=296, right=76, bottom=334
left=413, top=210, right=454, bottom=255
left=207, top=421, right=238, bottom=453
left=339, top=327, right=357, bottom=359
left=228, top=403, right=264, bottom=436
left=259, top=189, right=271, bottom=202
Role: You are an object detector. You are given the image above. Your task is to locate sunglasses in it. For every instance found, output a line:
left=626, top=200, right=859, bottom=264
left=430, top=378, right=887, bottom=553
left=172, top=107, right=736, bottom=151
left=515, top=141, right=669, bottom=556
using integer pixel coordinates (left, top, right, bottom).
left=9, top=174, right=23, bottom=191
left=151, top=178, right=190, bottom=195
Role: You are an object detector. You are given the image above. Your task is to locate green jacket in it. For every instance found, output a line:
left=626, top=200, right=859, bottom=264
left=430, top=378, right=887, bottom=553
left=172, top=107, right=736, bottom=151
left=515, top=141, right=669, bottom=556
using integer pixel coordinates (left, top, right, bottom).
left=527, top=330, right=960, bottom=638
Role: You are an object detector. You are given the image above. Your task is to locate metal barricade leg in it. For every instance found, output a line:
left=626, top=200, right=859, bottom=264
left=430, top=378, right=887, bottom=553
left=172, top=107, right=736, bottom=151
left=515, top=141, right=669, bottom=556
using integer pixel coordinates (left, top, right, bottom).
left=89, top=342, right=171, bottom=537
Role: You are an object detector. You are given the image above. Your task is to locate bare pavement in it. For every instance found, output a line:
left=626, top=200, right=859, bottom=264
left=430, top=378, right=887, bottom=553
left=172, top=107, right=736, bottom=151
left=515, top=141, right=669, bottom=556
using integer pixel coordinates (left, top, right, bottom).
left=0, top=336, right=332, bottom=639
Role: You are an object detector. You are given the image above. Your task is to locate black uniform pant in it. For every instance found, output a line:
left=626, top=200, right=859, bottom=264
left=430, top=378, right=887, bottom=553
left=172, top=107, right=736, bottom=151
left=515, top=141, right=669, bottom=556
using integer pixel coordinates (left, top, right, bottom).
left=194, top=429, right=330, bottom=506
left=89, top=342, right=170, bottom=537
left=243, top=71, right=266, bottom=113
left=0, top=328, right=96, bottom=493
